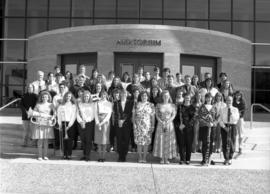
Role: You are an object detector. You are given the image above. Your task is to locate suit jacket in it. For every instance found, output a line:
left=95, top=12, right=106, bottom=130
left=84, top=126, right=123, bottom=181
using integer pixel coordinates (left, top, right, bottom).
left=113, top=99, right=134, bottom=128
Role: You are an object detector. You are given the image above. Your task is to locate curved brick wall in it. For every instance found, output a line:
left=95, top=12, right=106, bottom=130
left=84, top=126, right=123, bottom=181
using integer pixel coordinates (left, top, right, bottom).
left=28, top=24, right=252, bottom=118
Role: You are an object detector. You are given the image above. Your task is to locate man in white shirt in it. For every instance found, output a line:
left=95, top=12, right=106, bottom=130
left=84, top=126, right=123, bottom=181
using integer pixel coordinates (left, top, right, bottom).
left=219, top=96, right=240, bottom=165
left=31, top=71, right=46, bottom=95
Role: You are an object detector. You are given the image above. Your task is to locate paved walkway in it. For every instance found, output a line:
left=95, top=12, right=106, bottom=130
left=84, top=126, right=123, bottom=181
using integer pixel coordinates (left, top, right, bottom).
left=0, top=113, right=270, bottom=193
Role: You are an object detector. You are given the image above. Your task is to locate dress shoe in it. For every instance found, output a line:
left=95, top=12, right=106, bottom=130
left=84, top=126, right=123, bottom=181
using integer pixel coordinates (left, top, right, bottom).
left=179, top=161, right=184, bottom=165
left=185, top=161, right=190, bottom=165
left=228, top=160, right=232, bottom=165
left=210, top=160, right=215, bottom=165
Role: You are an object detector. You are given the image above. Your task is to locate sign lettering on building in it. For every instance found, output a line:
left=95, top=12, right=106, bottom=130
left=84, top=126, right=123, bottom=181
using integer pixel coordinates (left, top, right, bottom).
left=116, top=39, right=161, bottom=46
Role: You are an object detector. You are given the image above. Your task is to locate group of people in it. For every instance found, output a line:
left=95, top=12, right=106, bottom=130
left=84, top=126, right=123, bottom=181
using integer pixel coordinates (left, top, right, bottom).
left=20, top=65, right=246, bottom=166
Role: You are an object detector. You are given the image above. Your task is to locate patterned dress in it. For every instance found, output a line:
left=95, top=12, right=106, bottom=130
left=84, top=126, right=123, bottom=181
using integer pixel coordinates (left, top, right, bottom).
left=133, top=102, right=155, bottom=146
left=153, top=103, right=177, bottom=159
left=31, top=103, right=55, bottom=139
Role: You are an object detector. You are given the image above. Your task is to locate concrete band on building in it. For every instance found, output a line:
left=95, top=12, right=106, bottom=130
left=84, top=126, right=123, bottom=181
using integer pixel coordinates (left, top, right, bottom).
left=27, top=24, right=252, bottom=118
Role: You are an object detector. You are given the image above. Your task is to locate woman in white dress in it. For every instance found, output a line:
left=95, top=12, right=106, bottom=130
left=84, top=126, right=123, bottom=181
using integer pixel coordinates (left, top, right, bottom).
left=94, top=90, right=112, bottom=162
left=31, top=91, right=55, bottom=161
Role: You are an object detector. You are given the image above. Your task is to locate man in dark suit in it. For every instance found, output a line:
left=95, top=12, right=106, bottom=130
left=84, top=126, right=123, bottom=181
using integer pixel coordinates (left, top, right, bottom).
left=113, top=89, right=134, bottom=162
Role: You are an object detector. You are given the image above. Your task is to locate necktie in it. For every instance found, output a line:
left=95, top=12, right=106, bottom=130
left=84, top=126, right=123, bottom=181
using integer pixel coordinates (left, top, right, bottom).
left=38, top=81, right=42, bottom=93
left=227, top=108, right=231, bottom=123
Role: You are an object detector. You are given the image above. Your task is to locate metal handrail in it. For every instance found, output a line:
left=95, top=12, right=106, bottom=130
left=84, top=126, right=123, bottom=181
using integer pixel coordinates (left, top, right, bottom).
left=250, top=103, right=270, bottom=129
left=0, top=98, right=21, bottom=112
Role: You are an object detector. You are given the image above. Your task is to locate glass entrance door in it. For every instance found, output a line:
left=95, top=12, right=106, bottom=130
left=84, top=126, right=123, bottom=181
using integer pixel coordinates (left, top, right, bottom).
left=115, top=53, right=163, bottom=78
left=181, top=54, right=217, bottom=83
left=61, top=53, right=97, bottom=77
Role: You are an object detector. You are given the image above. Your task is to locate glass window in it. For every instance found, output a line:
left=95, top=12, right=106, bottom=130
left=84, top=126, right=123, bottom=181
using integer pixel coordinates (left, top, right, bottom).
left=117, top=19, right=139, bottom=24
left=210, top=0, right=230, bottom=19
left=256, top=0, right=270, bottom=21
left=27, top=18, right=47, bottom=37
left=49, top=0, right=70, bottom=17
left=71, top=19, right=92, bottom=27
left=210, top=21, right=231, bottom=34
left=49, top=19, right=70, bottom=30
left=233, top=0, right=253, bottom=20
left=27, top=0, right=48, bottom=17
left=164, top=0, right=185, bottom=19
left=95, top=0, right=116, bottom=18
left=233, top=22, right=254, bottom=41
left=252, top=68, right=270, bottom=110
left=255, top=45, right=270, bottom=66
left=3, top=41, right=25, bottom=62
left=4, top=0, right=25, bottom=16
left=256, top=22, right=270, bottom=43
left=164, top=20, right=185, bottom=26
left=187, top=0, right=208, bottom=19
left=140, top=20, right=162, bottom=25
left=72, top=0, right=93, bottom=17
left=4, top=18, right=25, bottom=38
left=187, top=21, right=208, bottom=29
left=141, top=0, right=162, bottom=18
left=94, top=19, right=116, bottom=25
left=118, top=0, right=139, bottom=18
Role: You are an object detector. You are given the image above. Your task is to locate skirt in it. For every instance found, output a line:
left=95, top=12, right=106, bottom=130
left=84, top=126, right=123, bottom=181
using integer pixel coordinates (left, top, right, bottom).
left=32, top=124, right=54, bottom=139
left=94, top=114, right=110, bottom=145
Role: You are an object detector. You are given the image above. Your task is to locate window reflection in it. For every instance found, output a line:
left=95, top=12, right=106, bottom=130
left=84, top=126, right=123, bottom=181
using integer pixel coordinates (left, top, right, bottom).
left=72, top=0, right=93, bottom=17
left=256, top=46, right=270, bottom=66
left=3, top=41, right=25, bottom=62
left=187, top=21, right=208, bottom=29
left=71, top=19, right=92, bottom=27
left=187, top=0, right=208, bottom=19
left=27, top=19, right=47, bottom=37
left=117, top=19, right=139, bottom=24
left=233, top=0, right=253, bottom=20
left=4, top=18, right=25, bottom=38
left=4, top=0, right=25, bottom=16
left=256, top=0, right=270, bottom=21
left=49, top=19, right=70, bottom=30
left=210, top=21, right=231, bottom=34
left=164, top=0, right=185, bottom=19
left=49, top=0, right=70, bottom=17
left=164, top=20, right=185, bottom=26
left=94, top=19, right=116, bottom=25
left=118, top=0, right=139, bottom=18
left=210, top=0, right=230, bottom=19
left=256, top=22, right=270, bottom=43
left=233, top=22, right=254, bottom=41
left=95, top=0, right=116, bottom=18
left=27, top=0, right=48, bottom=17
left=141, top=0, right=162, bottom=18
left=140, top=20, right=162, bottom=25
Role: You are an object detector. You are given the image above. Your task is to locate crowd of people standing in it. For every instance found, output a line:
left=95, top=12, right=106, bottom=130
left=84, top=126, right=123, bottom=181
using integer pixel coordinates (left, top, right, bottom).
left=20, top=65, right=246, bottom=166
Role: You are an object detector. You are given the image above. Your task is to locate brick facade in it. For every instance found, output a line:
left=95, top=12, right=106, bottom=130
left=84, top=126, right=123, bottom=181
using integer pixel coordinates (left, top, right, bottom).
left=28, top=24, right=252, bottom=119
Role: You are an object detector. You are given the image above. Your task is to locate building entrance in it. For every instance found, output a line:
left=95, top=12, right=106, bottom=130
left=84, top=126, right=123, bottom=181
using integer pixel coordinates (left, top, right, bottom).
left=61, top=53, right=97, bottom=76
left=180, top=55, right=217, bottom=83
left=114, top=53, right=163, bottom=78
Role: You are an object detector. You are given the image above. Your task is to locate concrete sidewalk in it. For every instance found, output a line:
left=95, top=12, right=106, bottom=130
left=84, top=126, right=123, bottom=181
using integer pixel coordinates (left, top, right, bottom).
left=0, top=114, right=270, bottom=194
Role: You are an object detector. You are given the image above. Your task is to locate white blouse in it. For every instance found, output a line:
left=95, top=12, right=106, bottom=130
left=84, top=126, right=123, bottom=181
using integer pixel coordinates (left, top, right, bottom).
left=57, top=103, right=77, bottom=128
left=95, top=100, right=112, bottom=124
left=77, top=102, right=96, bottom=123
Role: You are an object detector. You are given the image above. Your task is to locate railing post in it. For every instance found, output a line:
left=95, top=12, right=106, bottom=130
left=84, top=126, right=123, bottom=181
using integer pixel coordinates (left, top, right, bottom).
left=250, top=104, right=253, bottom=130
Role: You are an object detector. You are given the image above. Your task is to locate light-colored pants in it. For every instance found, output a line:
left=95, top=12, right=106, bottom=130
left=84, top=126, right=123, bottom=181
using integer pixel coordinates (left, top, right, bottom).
left=22, top=120, right=32, bottom=145
left=236, top=118, right=245, bottom=149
